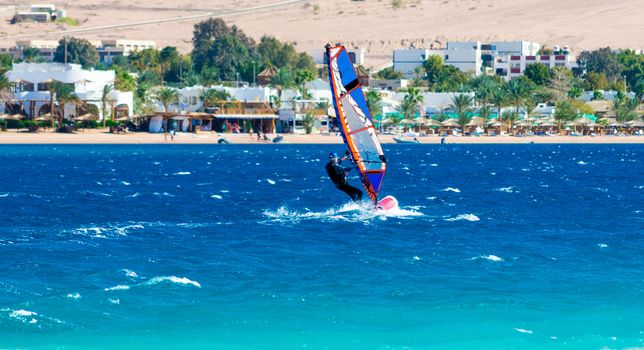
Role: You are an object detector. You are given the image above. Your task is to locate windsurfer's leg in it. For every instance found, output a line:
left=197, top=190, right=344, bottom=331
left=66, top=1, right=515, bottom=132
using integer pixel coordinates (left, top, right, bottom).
left=338, top=183, right=362, bottom=201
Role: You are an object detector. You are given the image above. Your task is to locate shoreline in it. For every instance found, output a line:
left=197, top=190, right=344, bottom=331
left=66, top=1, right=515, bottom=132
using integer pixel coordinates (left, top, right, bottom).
left=0, top=130, right=643, bottom=144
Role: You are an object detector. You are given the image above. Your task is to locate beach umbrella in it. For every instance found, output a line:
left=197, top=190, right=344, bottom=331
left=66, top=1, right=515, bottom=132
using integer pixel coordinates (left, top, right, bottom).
left=378, top=118, right=392, bottom=124
left=422, top=118, right=441, bottom=126
left=489, top=121, right=503, bottom=127
left=466, top=118, right=484, bottom=126
left=115, top=116, right=130, bottom=122
left=10, top=114, right=24, bottom=120
left=486, top=118, right=500, bottom=126
left=34, top=113, right=52, bottom=121
left=399, top=119, right=414, bottom=124
left=441, top=119, right=459, bottom=127
left=571, top=117, right=591, bottom=126
left=608, top=122, right=624, bottom=127
left=0, top=114, right=9, bottom=120
left=627, top=120, right=644, bottom=127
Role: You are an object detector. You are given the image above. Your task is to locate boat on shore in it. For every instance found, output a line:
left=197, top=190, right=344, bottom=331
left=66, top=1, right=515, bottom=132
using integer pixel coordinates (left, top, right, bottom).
left=393, top=136, right=420, bottom=144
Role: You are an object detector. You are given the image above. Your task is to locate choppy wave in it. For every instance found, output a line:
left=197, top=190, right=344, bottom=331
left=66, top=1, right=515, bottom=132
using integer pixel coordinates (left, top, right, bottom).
left=471, top=255, right=503, bottom=262
left=211, top=194, right=223, bottom=199
left=514, top=328, right=533, bottom=334
left=143, top=276, right=201, bottom=288
left=66, top=293, right=81, bottom=299
left=174, top=171, right=191, bottom=175
left=496, top=187, right=519, bottom=193
left=104, top=285, right=130, bottom=291
left=262, top=202, right=423, bottom=223
left=71, top=224, right=144, bottom=238
left=445, top=214, right=480, bottom=222
left=442, top=187, right=461, bottom=193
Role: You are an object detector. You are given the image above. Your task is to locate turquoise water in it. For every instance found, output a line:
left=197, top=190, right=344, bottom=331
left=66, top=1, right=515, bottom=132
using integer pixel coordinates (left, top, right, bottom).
left=0, top=144, right=642, bottom=349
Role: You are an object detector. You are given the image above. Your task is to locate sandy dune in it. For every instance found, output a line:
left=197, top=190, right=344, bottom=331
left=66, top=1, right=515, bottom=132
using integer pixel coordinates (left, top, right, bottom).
left=0, top=0, right=642, bottom=67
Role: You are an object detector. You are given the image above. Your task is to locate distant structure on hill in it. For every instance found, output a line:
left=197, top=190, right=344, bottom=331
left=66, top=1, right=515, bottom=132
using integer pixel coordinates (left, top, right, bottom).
left=0, top=39, right=157, bottom=64
left=393, top=41, right=542, bottom=78
left=12, top=4, right=66, bottom=23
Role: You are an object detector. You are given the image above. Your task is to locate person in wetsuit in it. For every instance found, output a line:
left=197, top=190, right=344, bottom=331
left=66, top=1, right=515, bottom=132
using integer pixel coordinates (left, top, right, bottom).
left=325, top=152, right=363, bottom=202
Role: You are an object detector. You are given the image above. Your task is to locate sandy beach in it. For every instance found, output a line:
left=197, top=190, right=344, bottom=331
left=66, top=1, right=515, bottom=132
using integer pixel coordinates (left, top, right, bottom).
left=1, top=129, right=642, bottom=144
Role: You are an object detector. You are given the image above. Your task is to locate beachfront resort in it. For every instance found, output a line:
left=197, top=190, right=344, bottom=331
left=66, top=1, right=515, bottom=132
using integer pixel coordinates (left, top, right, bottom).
left=0, top=16, right=642, bottom=143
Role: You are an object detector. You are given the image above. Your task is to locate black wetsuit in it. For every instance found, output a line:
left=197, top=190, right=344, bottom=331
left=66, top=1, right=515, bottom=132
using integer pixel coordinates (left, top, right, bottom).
left=325, top=160, right=363, bottom=201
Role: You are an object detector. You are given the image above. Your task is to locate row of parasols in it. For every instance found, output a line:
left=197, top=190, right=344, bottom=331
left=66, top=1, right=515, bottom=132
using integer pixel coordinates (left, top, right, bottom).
left=0, top=114, right=132, bottom=122
left=375, top=116, right=644, bottom=128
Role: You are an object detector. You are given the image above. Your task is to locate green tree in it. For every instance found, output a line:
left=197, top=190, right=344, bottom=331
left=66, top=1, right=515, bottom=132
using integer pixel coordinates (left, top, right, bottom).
left=22, top=47, right=41, bottom=63
left=449, top=94, right=473, bottom=131
left=584, top=72, right=609, bottom=91
left=524, top=63, right=551, bottom=86
left=490, top=83, right=508, bottom=119
left=500, top=110, right=520, bottom=133
left=405, top=86, right=424, bottom=106
left=0, top=54, right=12, bottom=71
left=48, top=81, right=80, bottom=129
left=114, top=66, right=136, bottom=91
left=101, top=84, right=113, bottom=127
left=0, top=73, right=14, bottom=110
left=554, top=99, right=577, bottom=129
left=53, top=37, right=100, bottom=68
left=201, top=89, right=230, bottom=110
left=155, top=88, right=180, bottom=112
left=592, top=90, right=604, bottom=101
left=617, top=50, right=644, bottom=92
left=506, top=78, right=533, bottom=115
left=549, top=67, right=573, bottom=100
left=373, top=67, right=403, bottom=80
left=612, top=95, right=639, bottom=123
left=302, top=113, right=315, bottom=134
left=469, top=75, right=497, bottom=105
left=478, top=104, right=493, bottom=120
left=294, top=69, right=315, bottom=99
left=577, top=48, right=623, bottom=82
left=159, top=46, right=179, bottom=84
left=396, top=95, right=417, bottom=120
left=366, top=90, right=383, bottom=117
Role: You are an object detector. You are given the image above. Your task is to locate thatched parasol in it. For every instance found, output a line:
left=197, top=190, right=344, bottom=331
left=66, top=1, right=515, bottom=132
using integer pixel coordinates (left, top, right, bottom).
left=441, top=119, right=459, bottom=127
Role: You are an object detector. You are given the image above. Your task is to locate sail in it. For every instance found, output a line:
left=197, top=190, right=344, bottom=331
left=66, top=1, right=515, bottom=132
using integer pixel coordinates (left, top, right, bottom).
left=326, top=44, right=387, bottom=203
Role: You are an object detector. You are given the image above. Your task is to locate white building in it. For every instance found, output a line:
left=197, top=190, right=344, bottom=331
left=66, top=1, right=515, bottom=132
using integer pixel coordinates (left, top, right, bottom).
left=6, top=63, right=133, bottom=120
left=393, top=41, right=542, bottom=78
left=493, top=53, right=578, bottom=81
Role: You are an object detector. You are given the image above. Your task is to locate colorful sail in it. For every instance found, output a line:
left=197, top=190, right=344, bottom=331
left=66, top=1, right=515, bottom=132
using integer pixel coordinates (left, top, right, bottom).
left=326, top=44, right=387, bottom=203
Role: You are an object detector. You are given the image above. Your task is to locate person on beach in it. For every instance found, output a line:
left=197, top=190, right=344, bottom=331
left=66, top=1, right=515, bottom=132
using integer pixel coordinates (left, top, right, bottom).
left=325, top=152, right=362, bottom=202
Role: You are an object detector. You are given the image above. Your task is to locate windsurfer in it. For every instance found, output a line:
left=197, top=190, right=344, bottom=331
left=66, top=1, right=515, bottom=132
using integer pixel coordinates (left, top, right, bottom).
left=325, top=152, right=363, bottom=202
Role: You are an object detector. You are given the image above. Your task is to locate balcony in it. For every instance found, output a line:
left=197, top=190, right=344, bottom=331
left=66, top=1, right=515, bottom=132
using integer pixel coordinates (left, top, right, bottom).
left=510, top=55, right=521, bottom=61
left=526, top=56, right=536, bottom=60
left=540, top=55, right=551, bottom=61
left=510, top=67, right=521, bottom=74
left=555, top=55, right=566, bottom=60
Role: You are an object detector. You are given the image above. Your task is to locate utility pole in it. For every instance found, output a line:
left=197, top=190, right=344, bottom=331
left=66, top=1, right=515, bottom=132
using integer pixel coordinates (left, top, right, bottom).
left=63, top=36, right=68, bottom=64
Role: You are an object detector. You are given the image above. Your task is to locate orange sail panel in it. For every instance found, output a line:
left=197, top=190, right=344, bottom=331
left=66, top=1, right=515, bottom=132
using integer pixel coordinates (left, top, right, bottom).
left=326, top=45, right=387, bottom=203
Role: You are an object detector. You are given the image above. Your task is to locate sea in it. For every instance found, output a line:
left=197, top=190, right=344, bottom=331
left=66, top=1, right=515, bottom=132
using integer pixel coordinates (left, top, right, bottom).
left=0, top=144, right=642, bottom=350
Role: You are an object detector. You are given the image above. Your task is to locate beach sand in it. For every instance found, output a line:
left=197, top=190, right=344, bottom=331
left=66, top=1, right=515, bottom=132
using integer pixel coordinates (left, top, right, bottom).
left=0, top=129, right=642, bottom=144
left=0, top=0, right=642, bottom=67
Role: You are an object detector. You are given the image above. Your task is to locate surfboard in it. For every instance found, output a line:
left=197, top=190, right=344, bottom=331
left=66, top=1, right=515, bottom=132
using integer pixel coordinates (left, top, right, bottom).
left=377, top=195, right=398, bottom=211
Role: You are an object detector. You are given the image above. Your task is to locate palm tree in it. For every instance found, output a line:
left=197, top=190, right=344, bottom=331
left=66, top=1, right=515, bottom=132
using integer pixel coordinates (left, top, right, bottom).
left=406, top=87, right=424, bottom=106
left=22, top=47, right=41, bottom=63
left=500, top=110, right=520, bottom=134
left=450, top=94, right=473, bottom=132
left=101, top=84, right=113, bottom=127
left=294, top=69, right=315, bottom=99
left=396, top=96, right=416, bottom=120
left=302, top=113, right=316, bottom=134
left=478, top=104, right=493, bottom=120
left=612, top=96, right=639, bottom=123
left=470, top=75, right=496, bottom=105
left=201, top=89, right=230, bottom=111
left=155, top=87, right=180, bottom=112
left=490, top=86, right=508, bottom=120
left=0, top=73, right=13, bottom=109
left=48, top=81, right=80, bottom=130
left=366, top=90, right=383, bottom=118
left=506, top=78, right=533, bottom=116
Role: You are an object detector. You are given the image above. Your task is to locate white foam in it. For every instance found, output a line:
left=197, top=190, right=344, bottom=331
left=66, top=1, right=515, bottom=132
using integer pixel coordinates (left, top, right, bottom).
left=412, top=256, right=421, bottom=261
left=66, top=293, right=81, bottom=299
left=104, top=285, right=130, bottom=291
left=445, top=214, right=480, bottom=222
left=126, top=192, right=140, bottom=198
left=174, top=171, right=191, bottom=175
left=109, top=298, right=120, bottom=304
left=0, top=193, right=9, bottom=198
left=120, top=181, right=131, bottom=186
left=262, top=202, right=422, bottom=224
left=496, top=187, right=519, bottom=193
left=472, top=255, right=503, bottom=262
left=10, top=309, right=37, bottom=318
left=577, top=161, right=588, bottom=165
left=598, top=243, right=608, bottom=248
left=430, top=163, right=438, bottom=167
left=123, top=269, right=138, bottom=278
left=515, top=328, right=533, bottom=334
left=442, top=187, right=461, bottom=193
left=266, top=179, right=276, bottom=185
left=211, top=194, right=223, bottom=199
left=144, top=276, right=201, bottom=288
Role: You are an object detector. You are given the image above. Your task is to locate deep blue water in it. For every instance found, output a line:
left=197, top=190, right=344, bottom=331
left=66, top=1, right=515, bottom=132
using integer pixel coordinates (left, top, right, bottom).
left=0, top=144, right=642, bottom=350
